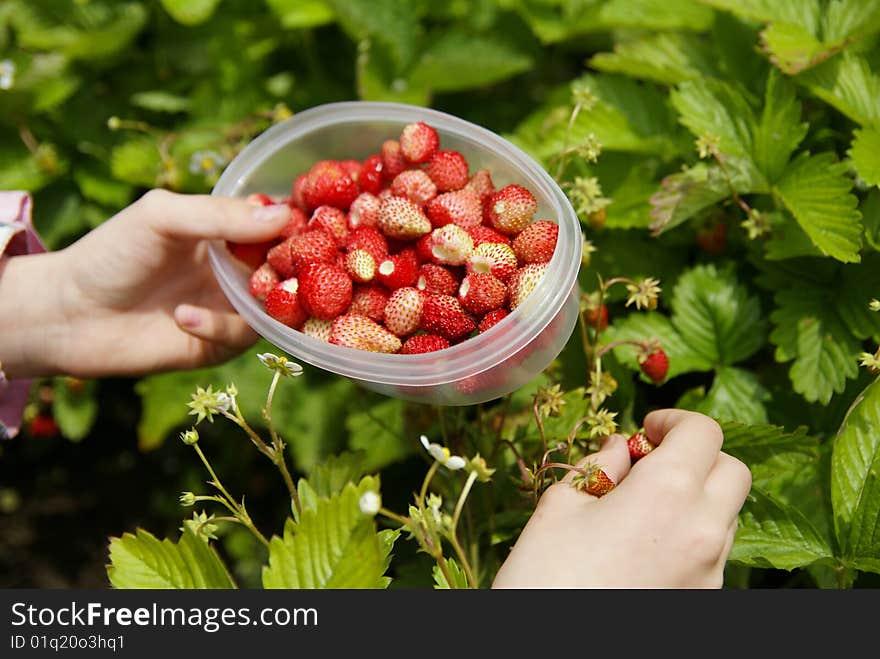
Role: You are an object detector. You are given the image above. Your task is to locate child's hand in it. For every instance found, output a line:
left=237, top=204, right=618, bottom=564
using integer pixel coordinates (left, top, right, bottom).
left=0, top=190, right=290, bottom=378
left=492, top=409, right=751, bottom=588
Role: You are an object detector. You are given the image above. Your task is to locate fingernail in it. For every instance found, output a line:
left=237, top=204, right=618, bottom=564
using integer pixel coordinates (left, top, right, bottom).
left=253, top=204, right=290, bottom=223
left=176, top=305, right=201, bottom=328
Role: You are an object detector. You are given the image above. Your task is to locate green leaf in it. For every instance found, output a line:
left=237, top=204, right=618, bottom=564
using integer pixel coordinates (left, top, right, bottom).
left=775, top=152, right=862, bottom=263
left=700, top=0, right=821, bottom=33
left=346, top=398, right=414, bottom=472
left=763, top=212, right=824, bottom=260
left=325, top=0, right=417, bottom=68
left=849, top=128, right=880, bottom=187
left=73, top=167, right=134, bottom=209
left=130, top=90, right=192, bottom=114
left=306, top=452, right=366, bottom=499
left=266, top=0, right=335, bottom=29
left=822, top=0, right=880, bottom=43
left=863, top=190, right=880, bottom=251
left=110, top=137, right=161, bottom=187
left=107, top=527, right=236, bottom=589
left=597, top=0, right=715, bottom=31
left=670, top=79, right=755, bottom=161
left=758, top=21, right=827, bottom=75
left=695, top=367, right=769, bottom=424
left=729, top=486, right=834, bottom=571
left=721, top=421, right=816, bottom=467
left=159, top=0, right=221, bottom=26
left=800, top=52, right=880, bottom=128
left=52, top=378, right=98, bottom=442
left=262, top=477, right=394, bottom=589
left=752, top=70, right=807, bottom=182
left=433, top=557, right=470, bottom=589
left=356, top=39, right=430, bottom=105
left=590, top=33, right=715, bottom=85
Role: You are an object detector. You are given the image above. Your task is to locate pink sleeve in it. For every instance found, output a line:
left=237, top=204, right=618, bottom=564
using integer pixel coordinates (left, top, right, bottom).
left=0, top=191, right=45, bottom=440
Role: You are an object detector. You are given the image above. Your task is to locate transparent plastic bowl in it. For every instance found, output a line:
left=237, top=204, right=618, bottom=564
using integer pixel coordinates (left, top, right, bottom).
left=208, top=102, right=581, bottom=405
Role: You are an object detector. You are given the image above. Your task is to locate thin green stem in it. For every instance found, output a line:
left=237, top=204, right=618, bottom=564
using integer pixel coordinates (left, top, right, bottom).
left=452, top=472, right=478, bottom=531
left=434, top=551, right=457, bottom=589
left=448, top=534, right=478, bottom=589
left=378, top=507, right=410, bottom=527
left=193, top=444, right=238, bottom=510
left=418, top=462, right=440, bottom=507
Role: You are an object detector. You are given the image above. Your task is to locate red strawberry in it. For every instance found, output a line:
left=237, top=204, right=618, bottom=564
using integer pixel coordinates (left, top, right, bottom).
left=426, top=150, right=469, bottom=192
left=417, top=263, right=460, bottom=296
left=376, top=248, right=419, bottom=290
left=302, top=317, right=332, bottom=342
left=340, top=159, right=362, bottom=181
left=350, top=285, right=389, bottom=323
left=298, top=262, right=353, bottom=320
left=378, top=197, right=431, bottom=240
left=400, top=334, right=450, bottom=354
left=28, top=413, right=59, bottom=438
left=639, top=347, right=669, bottom=384
left=486, top=184, right=537, bottom=235
left=428, top=224, right=474, bottom=266
left=578, top=466, right=615, bottom=497
left=344, top=249, right=376, bottom=283
left=585, top=304, right=609, bottom=331
left=425, top=188, right=482, bottom=229
left=329, top=314, right=402, bottom=353
left=466, top=242, right=518, bottom=283
left=246, top=192, right=276, bottom=206
left=358, top=154, right=384, bottom=195
left=696, top=221, right=728, bottom=255
left=267, top=238, right=297, bottom=278
left=226, top=240, right=274, bottom=270
left=384, top=287, right=424, bottom=336
left=346, top=226, right=388, bottom=262
left=288, top=229, right=338, bottom=273
left=478, top=308, right=509, bottom=333
left=280, top=207, right=309, bottom=239
left=308, top=205, right=348, bottom=245
left=391, top=169, right=438, bottom=206
left=458, top=273, right=506, bottom=316
left=381, top=140, right=407, bottom=181
left=466, top=224, right=511, bottom=247
left=348, top=192, right=381, bottom=230
left=512, top=220, right=558, bottom=264
left=265, top=278, right=308, bottom=328
left=249, top=262, right=280, bottom=300
left=291, top=174, right=308, bottom=210
left=415, top=233, right=434, bottom=263
left=508, top=263, right=547, bottom=310
left=465, top=169, right=495, bottom=200
left=627, top=431, right=655, bottom=461
left=302, top=160, right=358, bottom=211
left=399, top=122, right=439, bottom=164
left=420, top=294, right=476, bottom=341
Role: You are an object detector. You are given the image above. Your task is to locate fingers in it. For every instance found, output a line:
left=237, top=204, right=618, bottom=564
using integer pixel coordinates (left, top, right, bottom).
left=562, top=433, right=632, bottom=500
left=174, top=304, right=258, bottom=351
left=643, top=409, right=724, bottom=478
left=137, top=189, right=291, bottom=243
left=705, top=452, right=752, bottom=523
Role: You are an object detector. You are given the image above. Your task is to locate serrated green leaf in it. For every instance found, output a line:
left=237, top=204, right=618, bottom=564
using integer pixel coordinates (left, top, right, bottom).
left=863, top=190, right=880, bottom=251
left=266, top=0, right=335, bottom=29
left=648, top=163, right=735, bottom=234
left=764, top=212, right=824, bottom=260
left=752, top=70, right=807, bottom=182
left=695, top=367, right=769, bottom=424
left=721, top=421, right=816, bottom=465
left=670, top=79, right=755, bottom=161
left=262, top=477, right=393, bottom=589
left=598, top=0, right=714, bottom=31
left=346, top=398, right=413, bottom=472
left=107, top=527, right=236, bottom=589
left=590, top=33, right=715, bottom=85
left=52, top=378, right=98, bottom=442
left=758, top=21, right=828, bottom=75
left=306, top=452, right=366, bottom=499
left=800, top=52, right=880, bottom=128
left=730, top=486, right=834, bottom=571
left=775, top=152, right=862, bottom=263
left=821, top=0, right=880, bottom=44
left=849, top=128, right=880, bottom=187
left=433, top=557, right=470, bottom=589
left=159, top=0, right=221, bottom=26
left=325, top=0, right=417, bottom=68
left=700, top=0, right=821, bottom=33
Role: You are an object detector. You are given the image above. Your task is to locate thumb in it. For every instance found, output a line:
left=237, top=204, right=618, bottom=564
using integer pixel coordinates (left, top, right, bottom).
left=137, top=189, right=291, bottom=243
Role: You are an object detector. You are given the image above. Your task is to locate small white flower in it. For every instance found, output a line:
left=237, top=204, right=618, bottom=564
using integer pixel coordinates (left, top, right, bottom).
left=188, top=149, right=226, bottom=177
left=0, top=60, right=16, bottom=91
left=214, top=392, right=232, bottom=413
left=358, top=491, right=381, bottom=516
left=258, top=352, right=303, bottom=378
left=420, top=435, right=466, bottom=471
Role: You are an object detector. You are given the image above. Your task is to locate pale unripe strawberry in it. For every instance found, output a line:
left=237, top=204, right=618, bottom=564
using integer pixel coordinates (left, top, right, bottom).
left=512, top=220, right=558, bottom=264
left=486, top=184, right=537, bottom=234
left=376, top=249, right=419, bottom=290
left=458, top=273, right=507, bottom=316
left=298, top=262, right=353, bottom=320
left=390, top=169, right=437, bottom=206
left=378, top=197, right=431, bottom=240
left=384, top=287, right=424, bottom=337
left=425, top=188, right=482, bottom=229
left=302, top=317, right=332, bottom=342
left=426, top=150, right=469, bottom=192
left=308, top=205, right=348, bottom=246
left=465, top=168, right=495, bottom=200
left=420, top=294, right=476, bottom=341
left=417, top=263, right=460, bottom=296
left=329, top=314, right=402, bottom=353
left=381, top=140, right=406, bottom=181
left=429, top=224, right=474, bottom=266
left=264, top=278, right=307, bottom=328
left=478, top=308, right=509, bottom=333
left=344, top=249, right=376, bottom=283
left=348, top=192, right=381, bottom=230
left=399, top=122, right=439, bottom=164
left=400, top=334, right=450, bottom=354
left=466, top=242, right=517, bottom=283
left=249, top=262, right=279, bottom=300
left=508, top=263, right=547, bottom=310
left=349, top=285, right=389, bottom=323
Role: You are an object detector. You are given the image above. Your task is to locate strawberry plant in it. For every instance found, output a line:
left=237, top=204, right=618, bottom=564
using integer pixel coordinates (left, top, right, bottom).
left=3, top=0, right=880, bottom=588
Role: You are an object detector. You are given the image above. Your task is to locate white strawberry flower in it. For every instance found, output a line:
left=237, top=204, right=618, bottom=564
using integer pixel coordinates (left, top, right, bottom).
left=420, top=435, right=466, bottom=470
left=358, top=491, right=381, bottom=516
left=188, top=149, right=226, bottom=177
left=257, top=352, right=303, bottom=378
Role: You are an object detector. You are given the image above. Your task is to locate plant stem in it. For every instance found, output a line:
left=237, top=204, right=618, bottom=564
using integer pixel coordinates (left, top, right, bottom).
left=452, top=472, right=478, bottom=531
left=434, top=551, right=457, bottom=589
left=378, top=507, right=410, bottom=527
left=418, top=461, right=440, bottom=507
left=448, top=533, right=478, bottom=589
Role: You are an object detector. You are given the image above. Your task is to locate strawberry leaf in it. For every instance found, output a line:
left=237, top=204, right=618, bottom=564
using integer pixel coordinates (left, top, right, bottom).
left=432, top=557, right=470, bottom=589
left=758, top=21, right=827, bottom=75
left=670, top=79, right=756, bottom=161
left=752, top=70, right=807, bottom=182
left=849, top=128, right=880, bottom=188
left=700, top=0, right=821, bottom=32
left=800, top=52, right=880, bottom=128
left=158, top=0, right=221, bottom=26
left=590, top=33, right=715, bottom=85
left=265, top=0, right=335, bottom=29
left=693, top=366, right=769, bottom=424
left=596, top=0, right=715, bottom=32
left=346, top=398, right=414, bottom=472
left=863, top=190, right=880, bottom=251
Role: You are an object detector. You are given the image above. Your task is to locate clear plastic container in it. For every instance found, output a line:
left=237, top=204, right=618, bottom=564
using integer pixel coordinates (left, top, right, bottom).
left=208, top=102, right=581, bottom=405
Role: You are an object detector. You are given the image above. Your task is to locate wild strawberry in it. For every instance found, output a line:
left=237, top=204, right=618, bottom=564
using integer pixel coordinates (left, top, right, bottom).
left=399, top=121, right=439, bottom=164
left=390, top=169, right=438, bottom=206
left=577, top=465, right=615, bottom=497
left=330, top=314, right=402, bottom=353
left=344, top=249, right=376, bottom=283
left=639, top=346, right=669, bottom=384
left=466, top=224, right=511, bottom=247
left=465, top=168, right=495, bottom=200
left=428, top=224, right=474, bottom=266
left=696, top=221, right=728, bottom=255
left=400, top=334, right=450, bottom=354
left=249, top=262, right=279, bottom=300
left=348, top=192, right=381, bottom=230
left=381, top=140, right=407, bottom=181
left=346, top=226, right=388, bottom=262
left=417, top=263, right=460, bottom=296
left=308, top=205, right=348, bottom=245
left=486, top=184, right=537, bottom=234
left=340, top=159, right=362, bottom=182
left=466, top=242, right=518, bottom=283
left=280, top=207, right=309, bottom=239
left=627, top=431, right=655, bottom=461
left=226, top=240, right=274, bottom=270
left=302, top=317, right=332, bottom=342
left=376, top=248, right=419, bottom=290
left=302, top=160, right=358, bottom=211
left=358, top=154, right=385, bottom=194
left=265, top=278, right=308, bottom=328
left=415, top=233, right=434, bottom=263
left=459, top=273, right=506, bottom=315
left=508, top=263, right=547, bottom=310
left=288, top=229, right=338, bottom=273
left=478, top=308, right=509, bottom=333
left=425, top=188, right=482, bottom=229
left=420, top=294, right=476, bottom=341
left=585, top=304, right=609, bottom=331
left=384, top=287, right=424, bottom=336
left=426, top=150, right=469, bottom=192
left=513, top=220, right=558, bottom=264
left=290, top=174, right=308, bottom=210
left=349, top=285, right=389, bottom=323
left=298, top=262, right=353, bottom=320
left=28, top=413, right=59, bottom=438
left=267, top=238, right=296, bottom=278
left=378, top=197, right=431, bottom=240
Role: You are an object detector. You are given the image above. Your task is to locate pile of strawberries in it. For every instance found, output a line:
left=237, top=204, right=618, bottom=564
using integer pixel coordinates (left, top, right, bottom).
left=227, top=121, right=557, bottom=354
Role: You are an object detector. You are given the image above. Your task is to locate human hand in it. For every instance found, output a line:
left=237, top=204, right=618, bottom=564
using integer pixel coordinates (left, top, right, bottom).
left=492, top=409, right=751, bottom=588
left=0, top=190, right=290, bottom=378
